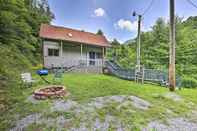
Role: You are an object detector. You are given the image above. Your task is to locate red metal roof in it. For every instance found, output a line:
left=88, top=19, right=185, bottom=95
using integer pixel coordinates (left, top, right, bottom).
left=39, top=24, right=110, bottom=47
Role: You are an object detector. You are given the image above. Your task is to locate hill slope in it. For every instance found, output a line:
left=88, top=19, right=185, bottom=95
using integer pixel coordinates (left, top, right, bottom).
left=0, top=0, right=53, bottom=114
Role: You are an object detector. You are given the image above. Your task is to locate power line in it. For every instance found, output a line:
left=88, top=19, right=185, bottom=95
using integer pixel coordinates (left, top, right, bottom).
left=186, top=0, right=197, bottom=9
left=142, top=0, right=155, bottom=16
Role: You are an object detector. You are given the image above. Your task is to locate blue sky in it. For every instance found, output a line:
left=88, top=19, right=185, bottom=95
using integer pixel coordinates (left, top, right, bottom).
left=48, top=0, right=197, bottom=43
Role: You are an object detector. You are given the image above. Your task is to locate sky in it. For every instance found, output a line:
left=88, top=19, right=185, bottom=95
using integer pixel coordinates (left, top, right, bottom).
left=48, top=0, right=197, bottom=43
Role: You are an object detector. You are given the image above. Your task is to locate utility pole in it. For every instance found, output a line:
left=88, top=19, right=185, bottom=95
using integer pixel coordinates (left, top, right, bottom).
left=133, top=12, right=144, bottom=83
left=133, top=12, right=142, bottom=71
left=137, top=15, right=142, bottom=69
left=169, top=0, right=176, bottom=91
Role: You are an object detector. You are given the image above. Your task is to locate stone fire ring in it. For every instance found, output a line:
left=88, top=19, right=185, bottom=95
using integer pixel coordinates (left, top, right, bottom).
left=34, top=85, right=69, bottom=100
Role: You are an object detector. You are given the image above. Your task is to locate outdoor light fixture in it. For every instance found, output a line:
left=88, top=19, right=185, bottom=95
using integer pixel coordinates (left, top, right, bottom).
left=68, top=33, right=73, bottom=37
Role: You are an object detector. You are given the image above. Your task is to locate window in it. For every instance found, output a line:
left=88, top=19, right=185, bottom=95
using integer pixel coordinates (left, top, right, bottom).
left=89, top=52, right=102, bottom=66
left=89, top=52, right=96, bottom=65
left=48, top=48, right=59, bottom=56
left=96, top=52, right=102, bottom=59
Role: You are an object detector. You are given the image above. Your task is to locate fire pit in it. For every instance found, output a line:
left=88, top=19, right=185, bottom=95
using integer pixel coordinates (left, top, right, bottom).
left=34, top=85, right=69, bottom=100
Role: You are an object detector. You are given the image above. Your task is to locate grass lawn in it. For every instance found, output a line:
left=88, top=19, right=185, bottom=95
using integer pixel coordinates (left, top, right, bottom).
left=1, top=73, right=197, bottom=130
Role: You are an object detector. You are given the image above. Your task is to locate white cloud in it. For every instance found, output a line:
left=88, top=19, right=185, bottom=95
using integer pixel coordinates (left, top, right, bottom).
left=94, top=8, right=105, bottom=17
left=114, top=19, right=138, bottom=32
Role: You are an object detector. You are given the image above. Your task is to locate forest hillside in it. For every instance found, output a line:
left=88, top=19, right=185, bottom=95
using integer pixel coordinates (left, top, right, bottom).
left=107, top=16, right=197, bottom=88
left=0, top=0, right=53, bottom=111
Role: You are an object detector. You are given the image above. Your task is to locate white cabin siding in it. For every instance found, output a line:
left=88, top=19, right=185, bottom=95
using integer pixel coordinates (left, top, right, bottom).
left=43, top=40, right=104, bottom=70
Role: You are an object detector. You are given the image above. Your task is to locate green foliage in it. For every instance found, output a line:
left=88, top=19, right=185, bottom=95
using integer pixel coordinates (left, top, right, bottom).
left=181, top=76, right=197, bottom=88
left=96, top=29, right=104, bottom=35
left=107, top=39, right=136, bottom=68
left=0, top=0, right=53, bottom=83
left=0, top=0, right=53, bottom=127
left=108, top=16, right=197, bottom=87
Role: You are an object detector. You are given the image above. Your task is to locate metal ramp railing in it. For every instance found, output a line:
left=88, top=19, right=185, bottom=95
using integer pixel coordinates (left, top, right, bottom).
left=105, top=61, right=181, bottom=87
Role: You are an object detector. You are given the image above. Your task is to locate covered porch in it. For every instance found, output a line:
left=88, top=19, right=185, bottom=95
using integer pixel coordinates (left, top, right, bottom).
left=43, top=40, right=107, bottom=71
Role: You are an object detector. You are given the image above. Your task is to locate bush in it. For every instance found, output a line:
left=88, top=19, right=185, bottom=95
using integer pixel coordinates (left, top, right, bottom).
left=31, top=64, right=43, bottom=71
left=181, top=76, right=197, bottom=88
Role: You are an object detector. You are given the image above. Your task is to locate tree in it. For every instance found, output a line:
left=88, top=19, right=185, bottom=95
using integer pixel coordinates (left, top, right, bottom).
left=0, top=0, right=54, bottom=125
left=144, top=17, right=169, bottom=69
left=0, top=0, right=53, bottom=83
left=107, top=16, right=197, bottom=77
left=96, top=29, right=104, bottom=35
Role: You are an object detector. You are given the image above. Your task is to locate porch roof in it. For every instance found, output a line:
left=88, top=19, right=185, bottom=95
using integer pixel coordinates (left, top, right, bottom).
left=39, top=24, right=110, bottom=47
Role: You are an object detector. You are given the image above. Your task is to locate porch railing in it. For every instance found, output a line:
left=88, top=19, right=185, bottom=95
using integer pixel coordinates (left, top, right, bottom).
left=78, top=59, right=104, bottom=67
left=45, top=57, right=105, bottom=68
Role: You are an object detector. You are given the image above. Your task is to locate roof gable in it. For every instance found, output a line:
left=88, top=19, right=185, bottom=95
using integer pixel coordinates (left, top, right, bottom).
left=39, top=24, right=110, bottom=47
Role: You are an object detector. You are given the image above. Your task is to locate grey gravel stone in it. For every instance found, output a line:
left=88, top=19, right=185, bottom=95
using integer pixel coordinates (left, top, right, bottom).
left=163, top=92, right=183, bottom=102
left=26, top=95, right=40, bottom=104
left=87, top=100, right=105, bottom=109
left=128, top=96, right=151, bottom=110
left=10, top=113, right=41, bottom=131
left=109, top=95, right=126, bottom=103
left=144, top=118, right=197, bottom=131
left=51, top=99, right=78, bottom=112
left=12, top=95, right=196, bottom=131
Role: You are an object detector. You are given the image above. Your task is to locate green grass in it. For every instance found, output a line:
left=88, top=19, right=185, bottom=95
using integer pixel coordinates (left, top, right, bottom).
left=1, top=73, right=197, bottom=130
left=62, top=74, right=197, bottom=113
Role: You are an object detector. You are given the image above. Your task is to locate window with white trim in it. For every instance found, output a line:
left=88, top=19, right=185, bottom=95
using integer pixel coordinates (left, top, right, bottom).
left=48, top=48, right=59, bottom=56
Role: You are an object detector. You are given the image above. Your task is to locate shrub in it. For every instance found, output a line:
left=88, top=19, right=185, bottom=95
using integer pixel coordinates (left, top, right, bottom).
left=31, top=64, right=43, bottom=71
left=181, top=76, right=197, bottom=88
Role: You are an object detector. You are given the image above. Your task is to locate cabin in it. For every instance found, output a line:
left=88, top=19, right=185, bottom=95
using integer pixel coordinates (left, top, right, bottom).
left=39, top=24, right=110, bottom=73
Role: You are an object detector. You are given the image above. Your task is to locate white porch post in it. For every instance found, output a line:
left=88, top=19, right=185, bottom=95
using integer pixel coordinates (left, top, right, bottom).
left=80, top=44, right=83, bottom=58
left=102, top=47, right=105, bottom=66
left=60, top=40, right=63, bottom=67
left=80, top=44, right=83, bottom=67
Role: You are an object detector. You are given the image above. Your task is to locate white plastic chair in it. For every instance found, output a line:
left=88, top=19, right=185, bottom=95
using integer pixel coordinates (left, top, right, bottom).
left=21, top=73, right=35, bottom=87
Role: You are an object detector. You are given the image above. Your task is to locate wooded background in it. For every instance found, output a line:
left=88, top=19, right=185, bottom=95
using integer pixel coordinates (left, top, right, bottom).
left=107, top=17, right=197, bottom=88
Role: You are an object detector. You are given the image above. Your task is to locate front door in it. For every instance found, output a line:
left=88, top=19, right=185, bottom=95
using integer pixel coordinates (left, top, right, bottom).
left=89, top=52, right=96, bottom=65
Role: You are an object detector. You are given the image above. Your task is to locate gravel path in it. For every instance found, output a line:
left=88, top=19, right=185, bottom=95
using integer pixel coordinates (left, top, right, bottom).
left=10, top=95, right=197, bottom=130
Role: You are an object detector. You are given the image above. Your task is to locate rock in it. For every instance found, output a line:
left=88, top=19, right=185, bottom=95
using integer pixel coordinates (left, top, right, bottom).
left=56, top=116, right=71, bottom=129
left=163, top=93, right=183, bottom=102
left=87, top=100, right=105, bottom=109
left=144, top=118, right=197, bottom=131
left=26, top=95, right=41, bottom=104
left=10, top=95, right=153, bottom=130
left=128, top=96, right=151, bottom=110
left=92, top=115, right=123, bottom=131
left=116, top=101, right=132, bottom=111
left=51, top=100, right=78, bottom=112
left=109, top=95, right=126, bottom=103
left=10, top=113, right=41, bottom=131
